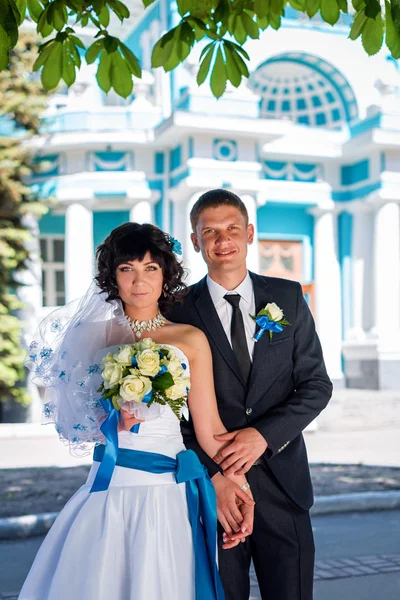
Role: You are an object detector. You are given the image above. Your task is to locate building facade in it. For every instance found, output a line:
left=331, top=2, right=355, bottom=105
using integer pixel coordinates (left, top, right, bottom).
left=15, top=2, right=400, bottom=390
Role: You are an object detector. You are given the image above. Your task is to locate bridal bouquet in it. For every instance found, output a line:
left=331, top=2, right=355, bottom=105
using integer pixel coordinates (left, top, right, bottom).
left=98, top=338, right=190, bottom=420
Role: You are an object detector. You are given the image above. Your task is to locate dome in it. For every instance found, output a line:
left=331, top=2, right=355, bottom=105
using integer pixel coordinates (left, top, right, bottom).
left=249, top=52, right=358, bottom=129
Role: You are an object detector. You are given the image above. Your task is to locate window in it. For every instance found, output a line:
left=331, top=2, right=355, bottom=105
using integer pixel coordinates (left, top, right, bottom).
left=40, top=236, right=65, bottom=306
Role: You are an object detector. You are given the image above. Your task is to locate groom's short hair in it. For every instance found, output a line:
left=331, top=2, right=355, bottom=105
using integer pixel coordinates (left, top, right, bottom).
left=190, top=189, right=249, bottom=231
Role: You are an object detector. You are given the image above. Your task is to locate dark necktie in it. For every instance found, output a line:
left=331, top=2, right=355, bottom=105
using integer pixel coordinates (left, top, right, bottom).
left=224, top=294, right=252, bottom=384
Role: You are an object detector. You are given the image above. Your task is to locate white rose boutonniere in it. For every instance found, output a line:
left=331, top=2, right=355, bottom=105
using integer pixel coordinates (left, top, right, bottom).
left=250, top=302, right=291, bottom=342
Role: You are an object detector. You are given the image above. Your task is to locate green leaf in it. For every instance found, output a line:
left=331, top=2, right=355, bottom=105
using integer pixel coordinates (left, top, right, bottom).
left=241, top=11, right=260, bottom=39
left=62, top=39, right=76, bottom=86
left=33, top=39, right=55, bottom=70
left=229, top=41, right=250, bottom=61
left=337, top=0, right=348, bottom=12
left=37, top=5, right=54, bottom=37
left=109, top=0, right=130, bottom=21
left=196, top=43, right=214, bottom=85
left=53, top=0, right=68, bottom=32
left=306, top=0, right=320, bottom=17
left=177, top=0, right=192, bottom=16
left=152, top=371, right=174, bottom=391
left=254, top=0, right=269, bottom=19
left=289, top=0, right=306, bottom=9
left=352, top=0, right=365, bottom=9
left=27, top=0, right=42, bottom=22
left=199, top=41, right=214, bottom=61
left=386, top=0, right=400, bottom=58
left=210, top=45, right=227, bottom=99
left=41, top=41, right=62, bottom=89
left=365, top=0, right=380, bottom=18
left=119, top=42, right=142, bottom=77
left=69, top=34, right=85, bottom=50
left=320, top=0, right=340, bottom=24
left=224, top=42, right=242, bottom=87
left=110, top=50, right=133, bottom=98
left=0, top=23, right=10, bottom=70
left=269, top=12, right=281, bottom=29
left=151, top=32, right=174, bottom=68
left=104, top=36, right=119, bottom=53
left=361, top=12, right=384, bottom=55
left=142, top=0, right=157, bottom=6
left=97, top=49, right=112, bottom=93
left=86, top=39, right=104, bottom=64
left=228, top=44, right=249, bottom=77
left=349, top=7, right=367, bottom=39
left=228, top=14, right=248, bottom=45
left=69, top=40, right=81, bottom=68
left=14, top=0, right=27, bottom=24
left=99, top=5, right=110, bottom=27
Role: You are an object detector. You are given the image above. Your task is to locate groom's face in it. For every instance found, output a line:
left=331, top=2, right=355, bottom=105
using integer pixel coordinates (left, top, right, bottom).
left=191, top=205, right=254, bottom=274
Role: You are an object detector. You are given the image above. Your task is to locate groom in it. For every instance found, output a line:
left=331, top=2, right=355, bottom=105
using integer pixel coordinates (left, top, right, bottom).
left=169, top=189, right=332, bottom=600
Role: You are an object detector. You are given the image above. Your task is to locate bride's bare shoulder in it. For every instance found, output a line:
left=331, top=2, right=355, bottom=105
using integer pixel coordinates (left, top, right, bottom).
left=165, top=323, right=209, bottom=356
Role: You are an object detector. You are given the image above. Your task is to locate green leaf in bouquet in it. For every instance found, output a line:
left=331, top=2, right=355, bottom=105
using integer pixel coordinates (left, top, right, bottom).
left=279, top=319, right=291, bottom=326
left=152, top=371, right=174, bottom=391
left=111, top=396, right=120, bottom=411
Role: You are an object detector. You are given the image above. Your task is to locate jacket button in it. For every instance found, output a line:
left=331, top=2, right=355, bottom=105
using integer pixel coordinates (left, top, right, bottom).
left=245, top=408, right=252, bottom=415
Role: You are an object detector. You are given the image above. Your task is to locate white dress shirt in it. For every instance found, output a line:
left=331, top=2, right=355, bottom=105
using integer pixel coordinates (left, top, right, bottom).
left=207, top=272, right=256, bottom=360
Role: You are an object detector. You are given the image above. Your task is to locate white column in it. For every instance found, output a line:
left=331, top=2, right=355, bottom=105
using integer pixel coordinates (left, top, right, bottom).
left=242, top=194, right=260, bottom=274
left=373, top=201, right=400, bottom=348
left=311, top=207, right=344, bottom=383
left=185, top=193, right=208, bottom=285
left=130, top=201, right=153, bottom=224
left=17, top=214, right=43, bottom=422
left=65, top=203, right=94, bottom=302
left=347, top=206, right=373, bottom=340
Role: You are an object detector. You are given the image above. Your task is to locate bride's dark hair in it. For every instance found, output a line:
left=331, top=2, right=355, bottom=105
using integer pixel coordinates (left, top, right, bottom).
left=95, top=222, right=187, bottom=314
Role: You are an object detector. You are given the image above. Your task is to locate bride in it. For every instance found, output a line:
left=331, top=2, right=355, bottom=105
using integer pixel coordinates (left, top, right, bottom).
left=19, top=222, right=254, bottom=600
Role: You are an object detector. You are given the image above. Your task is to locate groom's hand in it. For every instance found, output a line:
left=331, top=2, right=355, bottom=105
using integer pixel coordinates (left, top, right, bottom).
left=212, top=473, right=254, bottom=537
left=213, top=428, right=268, bottom=476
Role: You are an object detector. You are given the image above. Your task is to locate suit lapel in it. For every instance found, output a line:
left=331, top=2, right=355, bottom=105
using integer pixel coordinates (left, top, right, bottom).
left=247, top=272, right=274, bottom=399
left=193, top=277, right=246, bottom=387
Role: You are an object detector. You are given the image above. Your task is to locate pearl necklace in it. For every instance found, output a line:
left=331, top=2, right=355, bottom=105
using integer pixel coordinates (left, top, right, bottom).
left=124, top=311, right=166, bottom=338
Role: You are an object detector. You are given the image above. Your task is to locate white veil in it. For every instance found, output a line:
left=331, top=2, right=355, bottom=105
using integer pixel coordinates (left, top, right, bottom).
left=24, top=282, right=135, bottom=455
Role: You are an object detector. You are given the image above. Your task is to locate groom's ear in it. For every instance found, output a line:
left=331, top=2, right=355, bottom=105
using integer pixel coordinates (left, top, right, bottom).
left=247, top=224, right=255, bottom=245
left=191, top=232, right=201, bottom=253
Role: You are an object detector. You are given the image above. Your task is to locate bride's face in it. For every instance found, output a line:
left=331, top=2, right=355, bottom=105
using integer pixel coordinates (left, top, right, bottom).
left=116, top=251, right=164, bottom=313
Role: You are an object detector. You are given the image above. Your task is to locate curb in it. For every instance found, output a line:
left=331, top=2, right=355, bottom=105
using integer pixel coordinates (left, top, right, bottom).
left=1, top=491, right=400, bottom=541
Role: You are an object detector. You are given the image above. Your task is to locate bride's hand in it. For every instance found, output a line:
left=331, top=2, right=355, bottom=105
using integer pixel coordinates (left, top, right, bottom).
left=118, top=408, right=144, bottom=432
left=222, top=500, right=254, bottom=549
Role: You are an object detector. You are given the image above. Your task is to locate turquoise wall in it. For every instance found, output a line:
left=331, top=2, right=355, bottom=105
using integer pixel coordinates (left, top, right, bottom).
left=93, top=211, right=130, bottom=250
left=39, top=213, right=65, bottom=234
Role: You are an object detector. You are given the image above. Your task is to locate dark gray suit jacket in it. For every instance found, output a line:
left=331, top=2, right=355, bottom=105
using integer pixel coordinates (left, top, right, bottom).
left=168, top=272, right=333, bottom=510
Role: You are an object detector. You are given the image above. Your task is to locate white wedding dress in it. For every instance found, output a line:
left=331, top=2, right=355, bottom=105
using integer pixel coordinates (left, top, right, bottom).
left=19, top=345, right=197, bottom=600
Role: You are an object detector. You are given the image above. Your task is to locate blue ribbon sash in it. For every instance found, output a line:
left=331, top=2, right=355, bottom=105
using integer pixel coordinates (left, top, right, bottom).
left=92, top=445, right=225, bottom=600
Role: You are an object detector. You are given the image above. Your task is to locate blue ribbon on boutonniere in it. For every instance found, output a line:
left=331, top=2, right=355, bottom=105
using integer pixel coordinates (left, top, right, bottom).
left=253, top=315, right=284, bottom=342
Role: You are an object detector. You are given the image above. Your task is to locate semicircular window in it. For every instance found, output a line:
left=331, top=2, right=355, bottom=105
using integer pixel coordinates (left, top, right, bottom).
left=249, top=52, right=358, bottom=129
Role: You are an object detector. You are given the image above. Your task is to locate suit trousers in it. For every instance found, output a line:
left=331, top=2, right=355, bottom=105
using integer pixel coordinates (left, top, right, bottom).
left=217, top=462, right=315, bottom=600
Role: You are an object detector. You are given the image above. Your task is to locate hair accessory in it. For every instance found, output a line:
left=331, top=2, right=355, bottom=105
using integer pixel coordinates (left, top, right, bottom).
left=168, top=235, right=182, bottom=256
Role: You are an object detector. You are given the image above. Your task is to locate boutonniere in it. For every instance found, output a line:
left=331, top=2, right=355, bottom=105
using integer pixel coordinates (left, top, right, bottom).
left=250, top=302, right=291, bottom=343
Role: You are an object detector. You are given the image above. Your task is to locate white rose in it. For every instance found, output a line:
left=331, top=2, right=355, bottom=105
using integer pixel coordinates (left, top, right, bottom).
left=165, top=376, right=190, bottom=400
left=167, top=358, right=185, bottom=378
left=266, top=302, right=283, bottom=322
left=138, top=338, right=159, bottom=351
left=113, top=345, right=134, bottom=365
left=119, top=374, right=152, bottom=403
left=102, top=362, right=124, bottom=389
left=136, top=349, right=160, bottom=377
left=101, top=353, right=114, bottom=369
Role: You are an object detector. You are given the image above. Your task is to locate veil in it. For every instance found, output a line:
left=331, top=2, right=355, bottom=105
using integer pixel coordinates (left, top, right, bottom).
left=24, top=282, right=135, bottom=455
